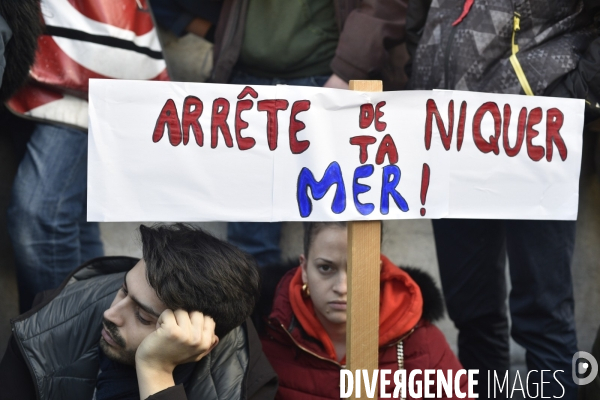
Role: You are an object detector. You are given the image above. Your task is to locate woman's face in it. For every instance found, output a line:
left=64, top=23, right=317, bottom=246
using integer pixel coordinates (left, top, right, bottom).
left=300, top=226, right=348, bottom=328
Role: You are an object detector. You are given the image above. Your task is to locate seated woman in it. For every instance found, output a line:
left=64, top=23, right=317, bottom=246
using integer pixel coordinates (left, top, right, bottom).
left=261, top=222, right=470, bottom=399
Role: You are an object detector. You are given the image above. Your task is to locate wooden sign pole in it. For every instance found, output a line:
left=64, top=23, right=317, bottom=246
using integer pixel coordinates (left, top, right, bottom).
left=347, top=80, right=382, bottom=399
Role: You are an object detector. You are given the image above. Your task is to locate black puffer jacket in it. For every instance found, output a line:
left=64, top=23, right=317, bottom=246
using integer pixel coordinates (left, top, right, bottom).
left=405, top=0, right=600, bottom=120
left=0, top=257, right=277, bottom=400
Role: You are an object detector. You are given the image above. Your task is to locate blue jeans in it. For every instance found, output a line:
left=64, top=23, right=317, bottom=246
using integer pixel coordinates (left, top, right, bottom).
left=433, top=219, right=578, bottom=399
left=227, top=71, right=329, bottom=266
left=7, top=122, right=104, bottom=312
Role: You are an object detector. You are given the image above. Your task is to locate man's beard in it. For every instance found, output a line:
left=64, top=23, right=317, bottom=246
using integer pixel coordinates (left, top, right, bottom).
left=99, top=318, right=136, bottom=366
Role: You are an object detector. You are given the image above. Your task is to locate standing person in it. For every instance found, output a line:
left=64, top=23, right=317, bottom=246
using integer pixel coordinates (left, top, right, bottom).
left=149, top=0, right=407, bottom=266
left=261, top=222, right=471, bottom=399
left=401, top=0, right=600, bottom=398
left=5, top=0, right=169, bottom=312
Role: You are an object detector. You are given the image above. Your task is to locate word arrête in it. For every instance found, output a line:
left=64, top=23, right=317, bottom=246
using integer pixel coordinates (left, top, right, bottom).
left=152, top=86, right=312, bottom=154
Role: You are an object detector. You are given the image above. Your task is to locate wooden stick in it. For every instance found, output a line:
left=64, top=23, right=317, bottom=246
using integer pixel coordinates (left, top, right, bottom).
left=347, top=80, right=382, bottom=399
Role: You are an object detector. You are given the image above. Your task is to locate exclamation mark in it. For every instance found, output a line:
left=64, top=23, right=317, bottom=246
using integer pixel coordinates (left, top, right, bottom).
left=420, top=163, right=430, bottom=216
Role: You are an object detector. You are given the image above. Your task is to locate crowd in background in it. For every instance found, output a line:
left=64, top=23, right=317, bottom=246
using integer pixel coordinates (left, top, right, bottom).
left=0, top=0, right=599, bottom=399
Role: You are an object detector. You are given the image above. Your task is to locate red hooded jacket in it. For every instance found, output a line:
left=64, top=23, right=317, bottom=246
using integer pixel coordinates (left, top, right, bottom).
left=261, top=255, right=472, bottom=399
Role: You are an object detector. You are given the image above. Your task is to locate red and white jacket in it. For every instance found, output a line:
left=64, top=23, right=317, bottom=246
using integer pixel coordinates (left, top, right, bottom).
left=6, top=0, right=169, bottom=129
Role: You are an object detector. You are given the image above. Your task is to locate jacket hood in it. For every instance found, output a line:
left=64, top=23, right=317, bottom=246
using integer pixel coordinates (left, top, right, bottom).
left=267, top=256, right=445, bottom=361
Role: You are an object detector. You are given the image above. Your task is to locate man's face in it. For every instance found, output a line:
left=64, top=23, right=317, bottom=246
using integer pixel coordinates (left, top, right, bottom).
left=100, top=260, right=167, bottom=365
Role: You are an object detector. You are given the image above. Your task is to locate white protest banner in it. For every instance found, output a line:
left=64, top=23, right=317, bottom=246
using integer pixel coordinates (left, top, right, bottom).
left=88, top=80, right=584, bottom=222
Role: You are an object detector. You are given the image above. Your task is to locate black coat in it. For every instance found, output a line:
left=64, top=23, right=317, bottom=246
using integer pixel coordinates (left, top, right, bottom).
left=404, top=0, right=600, bottom=121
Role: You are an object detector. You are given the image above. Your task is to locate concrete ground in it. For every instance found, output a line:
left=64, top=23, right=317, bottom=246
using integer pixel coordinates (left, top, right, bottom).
left=0, top=34, right=599, bottom=389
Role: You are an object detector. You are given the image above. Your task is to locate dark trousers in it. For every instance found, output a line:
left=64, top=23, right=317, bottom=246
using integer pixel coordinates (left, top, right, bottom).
left=433, top=219, right=578, bottom=399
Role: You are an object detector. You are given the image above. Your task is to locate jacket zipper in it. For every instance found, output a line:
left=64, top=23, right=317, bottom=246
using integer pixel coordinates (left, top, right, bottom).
left=383, top=328, right=415, bottom=349
left=278, top=323, right=343, bottom=367
left=278, top=324, right=417, bottom=367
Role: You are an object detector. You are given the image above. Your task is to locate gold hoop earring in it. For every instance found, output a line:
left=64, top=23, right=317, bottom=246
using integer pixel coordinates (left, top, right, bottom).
left=302, top=283, right=311, bottom=298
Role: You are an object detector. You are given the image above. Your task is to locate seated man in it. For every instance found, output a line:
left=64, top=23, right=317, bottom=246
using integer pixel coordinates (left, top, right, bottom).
left=0, top=224, right=277, bottom=400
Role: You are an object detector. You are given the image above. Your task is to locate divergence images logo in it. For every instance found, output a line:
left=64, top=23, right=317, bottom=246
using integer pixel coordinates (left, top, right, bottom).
left=573, top=351, right=598, bottom=386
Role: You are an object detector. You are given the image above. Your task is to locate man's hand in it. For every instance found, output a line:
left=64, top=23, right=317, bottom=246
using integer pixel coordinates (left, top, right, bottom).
left=323, top=74, right=349, bottom=90
left=135, top=310, right=218, bottom=399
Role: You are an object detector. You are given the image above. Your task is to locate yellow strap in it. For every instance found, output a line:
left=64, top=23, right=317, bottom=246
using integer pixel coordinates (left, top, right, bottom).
left=509, top=12, right=534, bottom=96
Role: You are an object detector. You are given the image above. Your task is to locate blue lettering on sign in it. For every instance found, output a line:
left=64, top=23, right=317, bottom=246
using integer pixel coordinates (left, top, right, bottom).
left=381, top=165, right=409, bottom=214
left=353, top=164, right=375, bottom=215
left=297, top=162, right=346, bottom=218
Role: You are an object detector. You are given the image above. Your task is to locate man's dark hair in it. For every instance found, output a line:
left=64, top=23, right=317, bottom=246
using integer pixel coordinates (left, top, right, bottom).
left=140, top=223, right=260, bottom=338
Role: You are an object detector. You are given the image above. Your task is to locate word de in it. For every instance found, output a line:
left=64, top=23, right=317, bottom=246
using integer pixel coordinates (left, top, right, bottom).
left=340, top=369, right=479, bottom=399
left=426, top=99, right=568, bottom=162
left=359, top=101, right=387, bottom=131
left=152, top=86, right=312, bottom=154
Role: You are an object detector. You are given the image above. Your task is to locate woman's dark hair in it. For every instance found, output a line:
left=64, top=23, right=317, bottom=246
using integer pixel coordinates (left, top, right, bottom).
left=140, top=223, right=260, bottom=338
left=303, top=222, right=347, bottom=258
left=303, top=221, right=384, bottom=258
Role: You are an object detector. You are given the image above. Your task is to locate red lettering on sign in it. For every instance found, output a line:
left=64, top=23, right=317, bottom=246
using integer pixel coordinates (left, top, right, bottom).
left=359, top=103, right=374, bottom=129
left=457, top=101, right=467, bottom=151
left=473, top=102, right=501, bottom=155
left=526, top=107, right=544, bottom=161
left=235, top=99, right=255, bottom=150
left=546, top=108, right=567, bottom=161
left=258, top=99, right=289, bottom=151
left=425, top=99, right=453, bottom=151
left=182, top=96, right=204, bottom=146
left=153, top=99, right=182, bottom=146
left=375, top=101, right=387, bottom=131
left=211, top=98, right=233, bottom=148
left=350, top=135, right=377, bottom=164
left=503, top=106, right=526, bottom=157
left=289, top=100, right=311, bottom=154
left=375, top=134, right=399, bottom=165
left=237, top=86, right=258, bottom=99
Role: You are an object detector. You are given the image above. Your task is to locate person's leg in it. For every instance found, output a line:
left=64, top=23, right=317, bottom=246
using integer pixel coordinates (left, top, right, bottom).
left=226, top=72, right=329, bottom=266
left=7, top=122, right=103, bottom=312
left=433, top=219, right=509, bottom=399
left=78, top=214, right=104, bottom=263
left=227, top=222, right=283, bottom=266
left=507, top=220, right=578, bottom=399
